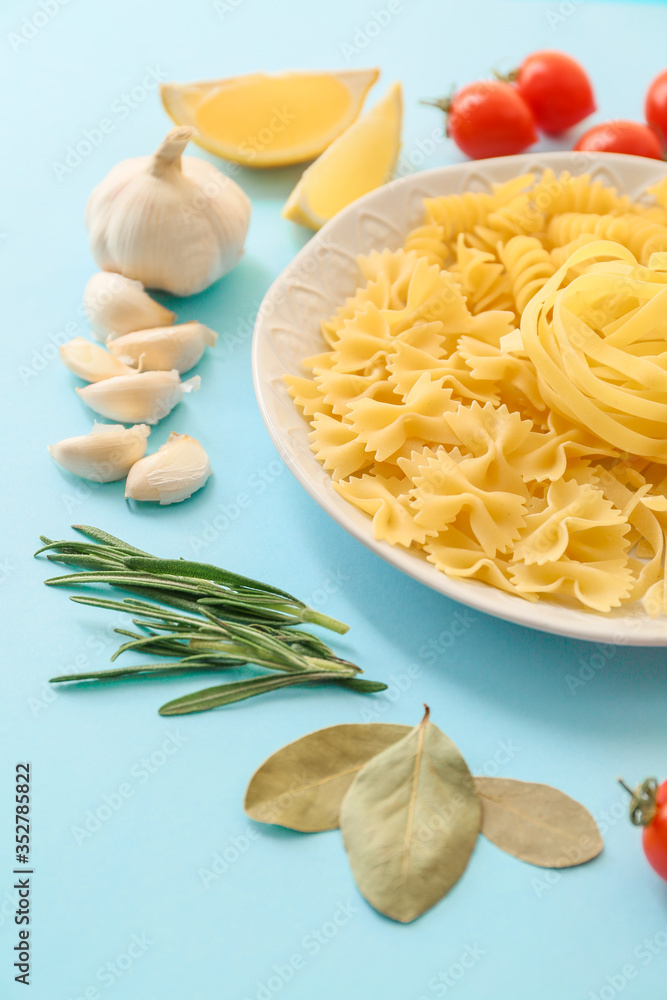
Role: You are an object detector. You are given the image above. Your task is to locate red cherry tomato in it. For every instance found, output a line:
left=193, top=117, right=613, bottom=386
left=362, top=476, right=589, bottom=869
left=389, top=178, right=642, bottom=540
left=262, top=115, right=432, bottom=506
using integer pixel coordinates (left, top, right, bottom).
left=642, top=780, right=667, bottom=880
left=514, top=50, right=596, bottom=135
left=645, top=69, right=667, bottom=146
left=621, top=777, right=667, bottom=880
left=574, top=120, right=664, bottom=160
left=428, top=81, right=538, bottom=159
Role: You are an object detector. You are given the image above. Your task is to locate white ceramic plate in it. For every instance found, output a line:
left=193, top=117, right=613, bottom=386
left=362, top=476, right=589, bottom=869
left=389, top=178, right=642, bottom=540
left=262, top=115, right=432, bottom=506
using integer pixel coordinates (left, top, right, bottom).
left=252, top=151, right=667, bottom=645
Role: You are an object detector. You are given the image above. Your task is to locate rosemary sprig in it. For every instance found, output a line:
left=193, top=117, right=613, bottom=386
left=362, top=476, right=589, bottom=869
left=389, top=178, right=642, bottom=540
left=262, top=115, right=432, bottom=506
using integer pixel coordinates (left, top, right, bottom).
left=38, top=526, right=386, bottom=714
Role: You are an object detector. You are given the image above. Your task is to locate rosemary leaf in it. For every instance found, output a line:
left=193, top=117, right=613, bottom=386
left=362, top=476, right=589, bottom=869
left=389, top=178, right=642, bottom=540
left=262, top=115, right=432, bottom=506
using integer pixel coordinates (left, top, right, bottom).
left=72, top=524, right=151, bottom=555
left=50, top=656, right=243, bottom=683
left=128, top=618, right=221, bottom=635
left=106, top=587, right=210, bottom=616
left=70, top=595, right=209, bottom=629
left=35, top=540, right=126, bottom=561
left=110, top=632, right=216, bottom=662
left=45, top=571, right=205, bottom=596
left=45, top=553, right=127, bottom=572
left=111, top=632, right=195, bottom=659
left=164, top=654, right=248, bottom=667
left=121, top=555, right=298, bottom=602
left=336, top=679, right=388, bottom=693
left=158, top=671, right=349, bottom=715
left=274, top=631, right=340, bottom=658
left=193, top=600, right=308, bottom=627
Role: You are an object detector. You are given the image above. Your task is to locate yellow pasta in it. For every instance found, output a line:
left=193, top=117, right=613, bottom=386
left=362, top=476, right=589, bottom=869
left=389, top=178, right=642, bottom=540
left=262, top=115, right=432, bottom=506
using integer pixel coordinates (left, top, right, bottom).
left=549, top=232, right=599, bottom=268
left=403, top=223, right=450, bottom=268
left=285, top=375, right=333, bottom=417
left=622, top=215, right=667, bottom=263
left=335, top=472, right=428, bottom=548
left=287, top=168, right=667, bottom=615
left=546, top=212, right=632, bottom=247
left=452, top=235, right=515, bottom=315
left=548, top=172, right=633, bottom=216
left=500, top=235, right=556, bottom=315
left=518, top=241, right=667, bottom=461
left=474, top=190, right=547, bottom=249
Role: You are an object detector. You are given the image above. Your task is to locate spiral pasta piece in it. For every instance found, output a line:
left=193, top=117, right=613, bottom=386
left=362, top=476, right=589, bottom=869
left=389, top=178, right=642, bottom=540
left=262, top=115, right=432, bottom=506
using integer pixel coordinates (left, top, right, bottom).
left=500, top=235, right=556, bottom=314
left=546, top=212, right=632, bottom=247
left=424, top=190, right=497, bottom=242
left=634, top=205, right=667, bottom=225
left=403, top=223, right=450, bottom=267
left=621, top=215, right=667, bottom=263
left=423, top=174, right=536, bottom=244
left=548, top=172, right=633, bottom=216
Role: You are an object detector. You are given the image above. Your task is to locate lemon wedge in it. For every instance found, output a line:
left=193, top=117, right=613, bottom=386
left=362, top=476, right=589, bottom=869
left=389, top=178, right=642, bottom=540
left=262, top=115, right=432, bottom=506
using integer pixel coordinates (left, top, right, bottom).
left=282, top=82, right=403, bottom=231
left=160, top=69, right=379, bottom=168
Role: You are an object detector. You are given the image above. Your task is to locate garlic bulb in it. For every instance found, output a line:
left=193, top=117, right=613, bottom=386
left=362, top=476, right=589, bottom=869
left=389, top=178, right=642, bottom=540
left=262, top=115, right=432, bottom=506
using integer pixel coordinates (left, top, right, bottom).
left=85, top=127, right=251, bottom=296
left=125, top=432, right=211, bottom=504
left=107, top=322, right=217, bottom=374
left=49, top=422, right=150, bottom=482
left=77, top=371, right=200, bottom=425
left=60, top=337, right=137, bottom=382
left=83, top=272, right=175, bottom=341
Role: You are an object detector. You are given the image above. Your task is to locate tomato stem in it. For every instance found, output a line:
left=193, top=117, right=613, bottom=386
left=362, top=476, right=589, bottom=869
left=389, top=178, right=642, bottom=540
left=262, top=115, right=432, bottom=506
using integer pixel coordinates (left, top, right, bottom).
left=618, top=777, right=658, bottom=826
left=492, top=68, right=519, bottom=85
left=420, top=96, right=452, bottom=115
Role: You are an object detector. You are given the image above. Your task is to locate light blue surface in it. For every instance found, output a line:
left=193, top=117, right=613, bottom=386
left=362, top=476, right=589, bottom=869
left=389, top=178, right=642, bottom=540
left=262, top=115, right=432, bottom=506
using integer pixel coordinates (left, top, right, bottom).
left=2, top=1, right=667, bottom=997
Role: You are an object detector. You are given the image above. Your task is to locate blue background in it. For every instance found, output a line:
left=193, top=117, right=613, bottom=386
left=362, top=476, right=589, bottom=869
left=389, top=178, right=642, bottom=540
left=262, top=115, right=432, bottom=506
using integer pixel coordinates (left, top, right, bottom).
left=2, top=0, right=667, bottom=997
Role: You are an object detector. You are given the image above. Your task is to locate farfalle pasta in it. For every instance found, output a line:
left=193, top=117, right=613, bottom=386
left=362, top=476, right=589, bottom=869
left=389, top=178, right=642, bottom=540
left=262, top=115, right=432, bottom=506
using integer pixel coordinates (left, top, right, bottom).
left=286, top=168, right=667, bottom=616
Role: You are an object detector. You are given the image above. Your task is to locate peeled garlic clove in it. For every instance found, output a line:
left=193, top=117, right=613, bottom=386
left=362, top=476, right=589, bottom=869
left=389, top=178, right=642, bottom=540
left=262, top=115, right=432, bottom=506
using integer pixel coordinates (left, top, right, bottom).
left=85, top=127, right=251, bottom=296
left=125, top=432, right=211, bottom=504
left=76, top=370, right=200, bottom=425
left=60, top=337, right=137, bottom=382
left=107, top=322, right=217, bottom=374
left=83, top=272, right=175, bottom=341
left=48, top=422, right=150, bottom=483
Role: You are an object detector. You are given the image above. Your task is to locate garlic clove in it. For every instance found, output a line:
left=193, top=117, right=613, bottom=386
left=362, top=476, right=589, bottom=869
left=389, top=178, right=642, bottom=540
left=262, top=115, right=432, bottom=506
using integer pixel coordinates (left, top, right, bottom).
left=60, top=337, right=137, bottom=382
left=125, top=432, right=212, bottom=504
left=107, top=322, right=217, bottom=374
left=76, top=371, right=200, bottom=425
left=85, top=127, right=251, bottom=296
left=48, top=422, right=150, bottom=483
left=83, top=272, right=175, bottom=341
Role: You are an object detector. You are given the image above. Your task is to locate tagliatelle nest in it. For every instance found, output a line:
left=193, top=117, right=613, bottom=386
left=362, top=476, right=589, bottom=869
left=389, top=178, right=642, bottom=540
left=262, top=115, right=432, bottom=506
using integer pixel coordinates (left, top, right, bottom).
left=514, top=241, right=667, bottom=462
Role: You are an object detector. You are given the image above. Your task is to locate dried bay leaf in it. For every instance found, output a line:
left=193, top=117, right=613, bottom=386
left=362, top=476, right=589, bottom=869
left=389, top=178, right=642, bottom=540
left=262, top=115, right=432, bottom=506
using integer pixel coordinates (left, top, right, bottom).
left=474, top=776, right=603, bottom=868
left=244, top=723, right=411, bottom=832
left=339, top=708, right=481, bottom=923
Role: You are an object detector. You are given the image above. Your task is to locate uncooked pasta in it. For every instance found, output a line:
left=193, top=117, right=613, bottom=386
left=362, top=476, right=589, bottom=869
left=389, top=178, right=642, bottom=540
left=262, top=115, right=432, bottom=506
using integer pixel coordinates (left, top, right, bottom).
left=286, top=169, right=667, bottom=615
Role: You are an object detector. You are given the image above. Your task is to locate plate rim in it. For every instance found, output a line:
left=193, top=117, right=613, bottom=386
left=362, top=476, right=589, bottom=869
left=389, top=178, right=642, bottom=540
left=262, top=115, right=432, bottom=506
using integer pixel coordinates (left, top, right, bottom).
left=252, top=151, right=667, bottom=646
